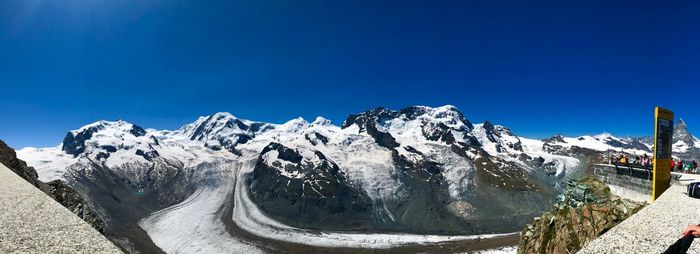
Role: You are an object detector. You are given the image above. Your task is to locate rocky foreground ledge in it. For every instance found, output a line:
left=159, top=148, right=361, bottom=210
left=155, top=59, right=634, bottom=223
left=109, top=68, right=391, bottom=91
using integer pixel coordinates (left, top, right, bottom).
left=578, top=173, right=700, bottom=253
left=517, top=177, right=645, bottom=254
left=0, top=162, right=122, bottom=253
left=0, top=140, right=105, bottom=232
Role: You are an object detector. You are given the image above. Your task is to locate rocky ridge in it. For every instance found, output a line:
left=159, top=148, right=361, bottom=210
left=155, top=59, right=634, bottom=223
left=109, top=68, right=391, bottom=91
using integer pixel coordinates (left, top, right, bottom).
left=517, top=177, right=644, bottom=254
left=0, top=140, right=106, bottom=233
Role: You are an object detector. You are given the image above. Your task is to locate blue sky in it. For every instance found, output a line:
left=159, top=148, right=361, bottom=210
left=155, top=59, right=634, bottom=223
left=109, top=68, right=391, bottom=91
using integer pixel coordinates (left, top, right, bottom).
left=1, top=0, right=699, bottom=148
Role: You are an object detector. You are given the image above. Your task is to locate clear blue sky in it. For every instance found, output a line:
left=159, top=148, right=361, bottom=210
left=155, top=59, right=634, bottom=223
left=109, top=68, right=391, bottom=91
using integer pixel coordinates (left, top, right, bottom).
left=1, top=0, right=699, bottom=148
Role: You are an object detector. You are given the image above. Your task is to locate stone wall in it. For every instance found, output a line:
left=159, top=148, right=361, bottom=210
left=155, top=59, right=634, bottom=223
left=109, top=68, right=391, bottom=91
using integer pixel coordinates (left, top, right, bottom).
left=593, top=164, right=652, bottom=203
left=592, top=164, right=684, bottom=203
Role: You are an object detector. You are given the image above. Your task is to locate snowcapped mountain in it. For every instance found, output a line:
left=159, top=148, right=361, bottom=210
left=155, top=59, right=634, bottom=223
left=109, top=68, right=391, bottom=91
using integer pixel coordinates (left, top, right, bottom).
left=173, top=112, right=275, bottom=155
left=16, top=105, right=657, bottom=253
left=533, top=119, right=700, bottom=162
left=673, top=119, right=700, bottom=160
left=542, top=133, right=652, bottom=156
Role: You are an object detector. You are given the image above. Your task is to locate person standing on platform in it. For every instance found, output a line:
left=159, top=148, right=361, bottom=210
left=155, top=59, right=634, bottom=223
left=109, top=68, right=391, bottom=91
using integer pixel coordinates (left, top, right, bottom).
left=671, top=159, right=677, bottom=172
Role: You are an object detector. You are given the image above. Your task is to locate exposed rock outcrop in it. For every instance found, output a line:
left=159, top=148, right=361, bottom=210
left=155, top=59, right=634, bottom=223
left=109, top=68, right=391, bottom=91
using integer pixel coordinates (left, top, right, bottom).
left=517, top=177, right=644, bottom=254
left=247, top=142, right=374, bottom=230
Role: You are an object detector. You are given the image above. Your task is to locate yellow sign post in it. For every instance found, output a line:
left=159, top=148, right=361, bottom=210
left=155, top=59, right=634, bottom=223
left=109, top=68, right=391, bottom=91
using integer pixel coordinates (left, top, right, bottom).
left=652, top=107, right=674, bottom=202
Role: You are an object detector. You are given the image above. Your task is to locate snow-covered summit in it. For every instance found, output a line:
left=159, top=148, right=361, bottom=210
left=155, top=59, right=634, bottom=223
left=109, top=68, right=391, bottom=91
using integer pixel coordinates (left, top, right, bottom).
left=67, top=119, right=138, bottom=135
left=342, top=105, right=472, bottom=131
left=673, top=119, right=700, bottom=152
left=173, top=112, right=274, bottom=155
left=311, top=116, right=332, bottom=126
left=278, top=117, right=309, bottom=133
left=176, top=112, right=270, bottom=140
left=542, top=132, right=652, bottom=155
left=62, top=120, right=151, bottom=157
left=473, top=122, right=523, bottom=154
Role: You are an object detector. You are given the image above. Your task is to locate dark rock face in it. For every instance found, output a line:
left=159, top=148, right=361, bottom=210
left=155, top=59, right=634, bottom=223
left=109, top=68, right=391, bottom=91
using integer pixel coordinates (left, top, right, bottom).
left=190, top=116, right=216, bottom=141
left=422, top=122, right=457, bottom=144
left=45, top=179, right=107, bottom=232
left=0, top=140, right=42, bottom=187
left=674, top=119, right=695, bottom=147
left=482, top=121, right=497, bottom=138
left=200, top=136, right=249, bottom=156
left=342, top=107, right=397, bottom=129
left=343, top=106, right=478, bottom=150
left=543, top=135, right=566, bottom=144
left=305, top=132, right=329, bottom=146
left=399, top=105, right=474, bottom=130
left=403, top=145, right=424, bottom=155
left=482, top=121, right=523, bottom=152
left=604, top=139, right=651, bottom=152
left=96, top=152, right=110, bottom=160
left=669, top=119, right=700, bottom=161
left=391, top=150, right=443, bottom=184
left=449, top=140, right=559, bottom=225
left=221, top=137, right=247, bottom=156
left=189, top=114, right=247, bottom=141
left=68, top=159, right=193, bottom=253
left=393, top=140, right=557, bottom=234
left=100, top=145, right=118, bottom=153
left=342, top=107, right=400, bottom=149
left=365, top=123, right=400, bottom=149
left=247, top=143, right=374, bottom=230
left=129, top=125, right=147, bottom=137
left=187, top=114, right=263, bottom=156
left=398, top=106, right=431, bottom=120
left=150, top=136, right=161, bottom=146
left=135, top=149, right=160, bottom=161
left=386, top=150, right=477, bottom=233
left=517, top=177, right=644, bottom=254
left=263, top=143, right=302, bottom=163
left=228, top=118, right=249, bottom=131
left=63, top=126, right=103, bottom=157
left=0, top=140, right=107, bottom=233
left=249, top=122, right=274, bottom=133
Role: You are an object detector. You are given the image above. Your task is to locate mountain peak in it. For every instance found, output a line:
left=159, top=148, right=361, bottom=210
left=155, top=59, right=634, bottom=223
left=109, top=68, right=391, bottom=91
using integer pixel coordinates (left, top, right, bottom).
left=279, top=117, right=309, bottom=133
left=62, top=120, right=148, bottom=157
left=593, top=132, right=613, bottom=140
left=70, top=120, right=132, bottom=135
left=482, top=120, right=495, bottom=130
left=542, top=134, right=566, bottom=143
left=176, top=112, right=248, bottom=141
left=341, top=106, right=396, bottom=129
left=210, top=112, right=237, bottom=120
left=311, top=116, right=332, bottom=126
left=674, top=118, right=697, bottom=147
left=431, top=104, right=461, bottom=115
left=678, top=118, right=688, bottom=129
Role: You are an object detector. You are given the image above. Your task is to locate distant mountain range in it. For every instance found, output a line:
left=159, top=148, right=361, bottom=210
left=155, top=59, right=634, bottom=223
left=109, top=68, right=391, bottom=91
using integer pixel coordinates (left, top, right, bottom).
left=11, top=105, right=700, bottom=253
